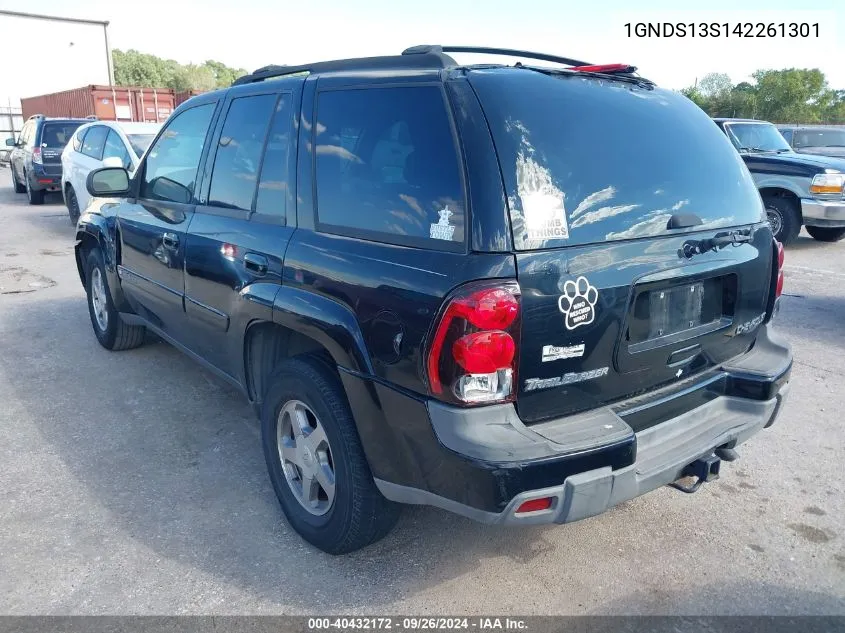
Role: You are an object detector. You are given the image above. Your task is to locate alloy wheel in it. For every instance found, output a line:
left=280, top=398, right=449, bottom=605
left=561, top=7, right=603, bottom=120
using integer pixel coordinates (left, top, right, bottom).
left=276, top=399, right=336, bottom=516
left=90, top=267, right=109, bottom=332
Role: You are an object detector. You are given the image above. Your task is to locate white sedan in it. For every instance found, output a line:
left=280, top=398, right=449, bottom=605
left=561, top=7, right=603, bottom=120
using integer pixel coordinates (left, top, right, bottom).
left=61, top=121, right=160, bottom=223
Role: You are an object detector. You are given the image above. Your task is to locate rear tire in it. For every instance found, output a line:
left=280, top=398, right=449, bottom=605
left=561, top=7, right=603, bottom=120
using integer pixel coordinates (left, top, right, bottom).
left=762, top=195, right=800, bottom=246
left=66, top=185, right=81, bottom=225
left=11, top=168, right=26, bottom=194
left=25, top=172, right=44, bottom=205
left=261, top=357, right=401, bottom=554
left=805, top=226, right=845, bottom=242
left=85, top=249, right=146, bottom=351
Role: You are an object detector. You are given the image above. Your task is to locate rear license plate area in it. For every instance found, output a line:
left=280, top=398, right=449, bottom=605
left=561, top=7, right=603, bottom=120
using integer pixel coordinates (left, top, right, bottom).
left=627, top=276, right=734, bottom=353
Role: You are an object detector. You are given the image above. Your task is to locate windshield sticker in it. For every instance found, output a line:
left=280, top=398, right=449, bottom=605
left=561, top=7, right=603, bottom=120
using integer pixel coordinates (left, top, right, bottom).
left=524, top=367, right=609, bottom=392
left=430, top=206, right=456, bottom=241
left=542, top=343, right=585, bottom=362
left=515, top=152, right=570, bottom=241
left=558, top=276, right=599, bottom=330
left=736, top=313, right=766, bottom=336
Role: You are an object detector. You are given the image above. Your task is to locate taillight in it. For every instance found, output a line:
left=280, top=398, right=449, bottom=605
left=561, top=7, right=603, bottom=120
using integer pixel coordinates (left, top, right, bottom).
left=426, top=280, right=521, bottom=406
left=775, top=240, right=784, bottom=298
left=32, top=147, right=43, bottom=164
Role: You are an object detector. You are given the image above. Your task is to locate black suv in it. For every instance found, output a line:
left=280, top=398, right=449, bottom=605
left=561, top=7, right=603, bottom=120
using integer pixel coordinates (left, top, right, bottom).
left=75, top=46, right=792, bottom=554
left=7, top=115, right=87, bottom=204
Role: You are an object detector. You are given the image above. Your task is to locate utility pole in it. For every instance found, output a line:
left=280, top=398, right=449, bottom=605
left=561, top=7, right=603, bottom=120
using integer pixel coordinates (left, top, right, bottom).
left=0, top=9, right=113, bottom=85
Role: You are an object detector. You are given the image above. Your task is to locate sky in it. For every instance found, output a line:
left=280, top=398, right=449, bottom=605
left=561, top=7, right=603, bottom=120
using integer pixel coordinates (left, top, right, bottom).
left=0, top=0, right=843, bottom=106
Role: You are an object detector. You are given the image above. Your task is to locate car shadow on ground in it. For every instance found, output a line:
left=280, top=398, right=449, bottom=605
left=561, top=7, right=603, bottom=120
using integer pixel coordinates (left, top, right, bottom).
left=594, top=581, right=845, bottom=616
left=2, top=295, right=581, bottom=611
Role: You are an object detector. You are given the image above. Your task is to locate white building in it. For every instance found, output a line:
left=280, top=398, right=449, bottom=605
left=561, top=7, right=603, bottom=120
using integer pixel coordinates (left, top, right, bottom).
left=0, top=10, right=111, bottom=110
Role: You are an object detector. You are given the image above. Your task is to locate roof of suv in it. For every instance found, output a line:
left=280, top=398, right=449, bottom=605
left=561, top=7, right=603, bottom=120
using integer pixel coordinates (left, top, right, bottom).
left=230, top=45, right=648, bottom=86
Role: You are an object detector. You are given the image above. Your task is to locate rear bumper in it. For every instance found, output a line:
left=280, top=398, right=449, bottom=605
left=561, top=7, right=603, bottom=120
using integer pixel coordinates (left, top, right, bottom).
left=801, top=198, right=845, bottom=227
left=372, top=324, right=792, bottom=524
left=27, top=165, right=61, bottom=191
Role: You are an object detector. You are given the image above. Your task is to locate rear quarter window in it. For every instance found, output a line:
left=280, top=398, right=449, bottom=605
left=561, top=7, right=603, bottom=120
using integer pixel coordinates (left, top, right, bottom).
left=313, top=85, right=466, bottom=251
left=469, top=70, right=765, bottom=250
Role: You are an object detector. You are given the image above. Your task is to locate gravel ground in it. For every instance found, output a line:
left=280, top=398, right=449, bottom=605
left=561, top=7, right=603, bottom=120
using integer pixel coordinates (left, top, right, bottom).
left=0, top=173, right=843, bottom=615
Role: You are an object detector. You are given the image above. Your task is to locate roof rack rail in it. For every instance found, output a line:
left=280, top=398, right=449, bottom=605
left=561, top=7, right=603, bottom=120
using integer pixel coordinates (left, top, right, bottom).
left=402, top=45, right=592, bottom=69
left=233, top=51, right=457, bottom=86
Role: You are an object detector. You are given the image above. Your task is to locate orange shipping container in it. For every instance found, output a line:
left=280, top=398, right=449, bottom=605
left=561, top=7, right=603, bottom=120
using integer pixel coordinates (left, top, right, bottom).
left=174, top=89, right=206, bottom=108
left=21, top=86, right=176, bottom=123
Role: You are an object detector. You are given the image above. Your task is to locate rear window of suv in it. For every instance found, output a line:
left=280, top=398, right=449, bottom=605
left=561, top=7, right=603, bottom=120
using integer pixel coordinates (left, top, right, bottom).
left=40, top=122, right=84, bottom=148
left=314, top=85, right=466, bottom=250
left=468, top=69, right=765, bottom=250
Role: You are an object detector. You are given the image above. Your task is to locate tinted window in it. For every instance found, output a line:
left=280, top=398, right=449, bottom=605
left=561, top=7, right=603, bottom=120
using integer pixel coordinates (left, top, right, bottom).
left=470, top=71, right=765, bottom=249
left=141, top=103, right=216, bottom=204
left=41, top=122, right=83, bottom=148
left=208, top=94, right=276, bottom=211
left=779, top=128, right=793, bottom=144
left=20, top=121, right=33, bottom=145
left=80, top=126, right=108, bottom=159
left=103, top=130, right=131, bottom=167
left=127, top=134, right=155, bottom=157
left=254, top=94, right=293, bottom=221
left=314, top=86, right=465, bottom=248
left=794, top=128, right=845, bottom=148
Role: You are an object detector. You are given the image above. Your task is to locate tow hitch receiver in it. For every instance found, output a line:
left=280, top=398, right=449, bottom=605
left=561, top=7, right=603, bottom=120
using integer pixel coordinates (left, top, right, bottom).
left=669, top=454, right=721, bottom=494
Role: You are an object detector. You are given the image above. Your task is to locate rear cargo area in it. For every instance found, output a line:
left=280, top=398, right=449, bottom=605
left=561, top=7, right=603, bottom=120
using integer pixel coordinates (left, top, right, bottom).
left=467, top=67, right=774, bottom=423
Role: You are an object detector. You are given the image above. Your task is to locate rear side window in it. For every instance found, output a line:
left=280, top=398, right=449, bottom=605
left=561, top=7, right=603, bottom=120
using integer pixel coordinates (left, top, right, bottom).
left=208, top=94, right=277, bottom=212
left=314, top=86, right=465, bottom=249
left=40, top=122, right=83, bottom=148
left=254, top=94, right=293, bottom=222
left=72, top=128, right=87, bottom=151
left=141, top=103, right=216, bottom=204
left=103, top=130, right=131, bottom=168
left=80, top=126, right=108, bottom=160
left=469, top=70, right=765, bottom=250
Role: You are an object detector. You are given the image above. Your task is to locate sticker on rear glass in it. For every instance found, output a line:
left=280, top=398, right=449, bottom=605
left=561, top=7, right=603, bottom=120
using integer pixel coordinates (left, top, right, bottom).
left=430, top=206, right=456, bottom=241
left=542, top=343, right=585, bottom=362
left=524, top=367, right=609, bottom=392
left=516, top=152, right=570, bottom=241
left=558, top=276, right=599, bottom=330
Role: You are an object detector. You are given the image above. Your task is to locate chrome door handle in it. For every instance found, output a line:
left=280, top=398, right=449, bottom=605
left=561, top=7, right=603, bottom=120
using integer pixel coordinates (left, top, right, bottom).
left=162, top=232, right=179, bottom=249
left=243, top=252, right=268, bottom=275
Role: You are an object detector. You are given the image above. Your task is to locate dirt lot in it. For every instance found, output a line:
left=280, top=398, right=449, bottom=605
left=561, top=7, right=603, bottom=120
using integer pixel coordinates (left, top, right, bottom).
left=0, top=173, right=843, bottom=615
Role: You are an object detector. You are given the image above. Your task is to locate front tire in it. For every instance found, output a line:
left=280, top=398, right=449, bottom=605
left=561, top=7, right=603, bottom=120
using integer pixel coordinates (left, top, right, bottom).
left=25, top=172, right=45, bottom=205
left=261, top=357, right=400, bottom=554
left=805, top=226, right=845, bottom=242
left=85, top=249, right=146, bottom=351
left=66, top=185, right=81, bottom=225
left=762, top=195, right=800, bottom=246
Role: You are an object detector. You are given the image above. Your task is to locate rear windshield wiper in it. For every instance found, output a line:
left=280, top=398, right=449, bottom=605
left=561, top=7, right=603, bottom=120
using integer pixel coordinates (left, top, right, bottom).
left=681, top=229, right=753, bottom=259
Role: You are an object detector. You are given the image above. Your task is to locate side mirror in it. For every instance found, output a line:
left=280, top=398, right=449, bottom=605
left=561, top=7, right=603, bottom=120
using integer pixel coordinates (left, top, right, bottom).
left=4, top=138, right=15, bottom=147
left=102, top=156, right=124, bottom=168
left=87, top=167, right=130, bottom=198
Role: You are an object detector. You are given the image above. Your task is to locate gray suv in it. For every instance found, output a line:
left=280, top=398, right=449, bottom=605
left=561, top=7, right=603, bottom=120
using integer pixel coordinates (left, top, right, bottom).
left=7, top=115, right=86, bottom=205
left=778, top=125, right=845, bottom=159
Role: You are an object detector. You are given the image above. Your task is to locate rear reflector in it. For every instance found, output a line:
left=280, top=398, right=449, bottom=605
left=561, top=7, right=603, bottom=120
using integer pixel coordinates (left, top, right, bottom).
left=515, top=497, right=553, bottom=513
left=37, top=178, right=52, bottom=184
left=775, top=240, right=784, bottom=298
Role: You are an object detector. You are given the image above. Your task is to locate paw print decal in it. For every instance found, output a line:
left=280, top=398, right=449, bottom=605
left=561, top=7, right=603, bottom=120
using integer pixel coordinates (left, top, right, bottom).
left=557, top=276, right=599, bottom=330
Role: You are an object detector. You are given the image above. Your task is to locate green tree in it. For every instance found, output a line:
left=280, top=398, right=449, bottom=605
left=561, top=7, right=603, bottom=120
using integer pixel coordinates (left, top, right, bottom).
left=113, top=49, right=247, bottom=91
